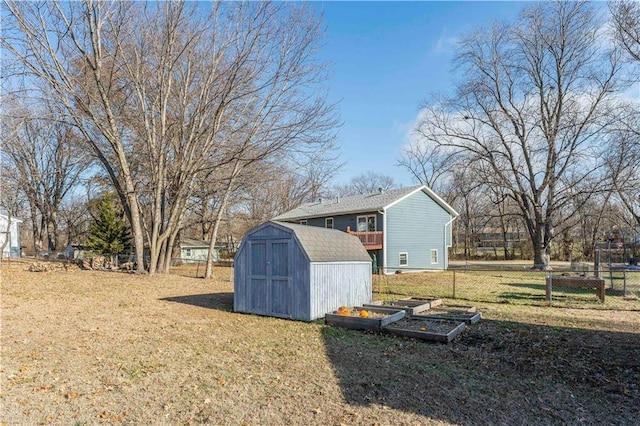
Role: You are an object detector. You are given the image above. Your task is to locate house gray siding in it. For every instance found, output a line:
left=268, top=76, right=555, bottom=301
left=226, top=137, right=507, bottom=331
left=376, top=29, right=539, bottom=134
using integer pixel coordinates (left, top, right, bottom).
left=297, top=213, right=383, bottom=273
left=385, top=190, right=452, bottom=271
left=297, top=212, right=383, bottom=233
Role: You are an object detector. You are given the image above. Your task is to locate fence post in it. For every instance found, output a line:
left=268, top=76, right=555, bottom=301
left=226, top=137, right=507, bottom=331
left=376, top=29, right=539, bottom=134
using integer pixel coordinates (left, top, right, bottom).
left=623, top=271, right=627, bottom=295
left=547, top=272, right=552, bottom=307
left=452, top=269, right=456, bottom=299
left=196, top=261, right=200, bottom=278
left=609, top=267, right=614, bottom=289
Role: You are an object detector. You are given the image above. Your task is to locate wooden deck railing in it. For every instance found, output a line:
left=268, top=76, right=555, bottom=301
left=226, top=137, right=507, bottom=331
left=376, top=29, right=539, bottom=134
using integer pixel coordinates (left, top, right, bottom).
left=346, top=226, right=383, bottom=250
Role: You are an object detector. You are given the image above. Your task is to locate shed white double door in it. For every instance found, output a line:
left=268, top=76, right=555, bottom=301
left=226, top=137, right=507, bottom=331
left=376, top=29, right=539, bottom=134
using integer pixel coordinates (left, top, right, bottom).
left=248, top=239, right=292, bottom=318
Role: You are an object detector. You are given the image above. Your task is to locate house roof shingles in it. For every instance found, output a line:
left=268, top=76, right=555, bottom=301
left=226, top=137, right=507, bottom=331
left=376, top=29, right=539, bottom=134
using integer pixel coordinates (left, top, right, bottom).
left=272, top=185, right=457, bottom=221
left=272, top=221, right=371, bottom=263
left=180, top=238, right=210, bottom=248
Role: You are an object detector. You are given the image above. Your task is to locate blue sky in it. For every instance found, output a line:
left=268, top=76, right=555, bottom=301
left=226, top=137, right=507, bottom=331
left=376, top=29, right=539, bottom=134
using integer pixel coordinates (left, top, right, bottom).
left=315, top=1, right=528, bottom=186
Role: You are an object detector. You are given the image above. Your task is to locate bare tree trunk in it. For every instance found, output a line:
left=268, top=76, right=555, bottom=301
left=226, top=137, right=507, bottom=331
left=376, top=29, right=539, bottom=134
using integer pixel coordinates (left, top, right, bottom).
left=123, top=180, right=146, bottom=273
left=0, top=217, right=11, bottom=262
left=163, top=233, right=178, bottom=274
left=205, top=206, right=227, bottom=280
left=205, top=164, right=240, bottom=279
left=47, top=213, right=58, bottom=252
left=531, top=224, right=552, bottom=270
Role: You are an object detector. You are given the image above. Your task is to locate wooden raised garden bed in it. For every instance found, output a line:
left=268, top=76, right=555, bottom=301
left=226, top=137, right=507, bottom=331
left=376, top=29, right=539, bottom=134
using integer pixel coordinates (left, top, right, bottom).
left=325, top=306, right=405, bottom=331
left=412, top=307, right=481, bottom=324
left=399, top=297, right=443, bottom=308
left=383, top=318, right=466, bottom=343
left=363, top=299, right=432, bottom=316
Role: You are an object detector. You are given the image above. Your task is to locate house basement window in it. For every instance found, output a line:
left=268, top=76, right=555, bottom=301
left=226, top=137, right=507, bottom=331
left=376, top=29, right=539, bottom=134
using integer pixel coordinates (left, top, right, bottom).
left=431, top=249, right=438, bottom=264
left=399, top=252, right=408, bottom=267
left=300, top=220, right=307, bottom=225
left=325, top=218, right=334, bottom=229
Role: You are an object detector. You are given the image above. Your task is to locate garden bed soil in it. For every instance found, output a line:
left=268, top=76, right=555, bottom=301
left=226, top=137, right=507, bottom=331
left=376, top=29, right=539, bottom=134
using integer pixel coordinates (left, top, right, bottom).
left=383, top=318, right=466, bottom=343
left=413, top=308, right=482, bottom=324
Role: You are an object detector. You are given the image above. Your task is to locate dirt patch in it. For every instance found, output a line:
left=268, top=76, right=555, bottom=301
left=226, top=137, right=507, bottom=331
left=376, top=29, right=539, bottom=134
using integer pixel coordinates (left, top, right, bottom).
left=2, top=267, right=639, bottom=425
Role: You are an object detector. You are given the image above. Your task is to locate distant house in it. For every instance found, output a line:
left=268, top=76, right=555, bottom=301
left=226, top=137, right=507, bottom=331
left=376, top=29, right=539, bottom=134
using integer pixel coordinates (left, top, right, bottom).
left=180, top=238, right=218, bottom=263
left=64, top=244, right=87, bottom=260
left=273, top=185, right=458, bottom=273
left=0, top=213, right=22, bottom=259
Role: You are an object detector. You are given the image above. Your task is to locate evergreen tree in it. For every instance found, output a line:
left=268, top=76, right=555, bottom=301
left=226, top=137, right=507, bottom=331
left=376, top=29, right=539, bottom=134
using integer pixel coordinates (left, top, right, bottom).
left=86, top=194, right=131, bottom=262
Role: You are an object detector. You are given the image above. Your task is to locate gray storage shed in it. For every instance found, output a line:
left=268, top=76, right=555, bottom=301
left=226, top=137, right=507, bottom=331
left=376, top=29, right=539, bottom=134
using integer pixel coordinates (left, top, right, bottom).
left=234, top=221, right=372, bottom=321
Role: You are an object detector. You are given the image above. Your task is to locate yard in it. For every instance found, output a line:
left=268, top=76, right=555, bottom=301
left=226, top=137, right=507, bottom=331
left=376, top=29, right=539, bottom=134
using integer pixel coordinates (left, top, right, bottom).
left=1, top=262, right=639, bottom=425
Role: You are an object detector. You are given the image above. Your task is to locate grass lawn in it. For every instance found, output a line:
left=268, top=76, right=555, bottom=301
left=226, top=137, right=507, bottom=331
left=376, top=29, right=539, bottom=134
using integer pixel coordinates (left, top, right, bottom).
left=2, top=262, right=639, bottom=425
left=373, top=269, right=640, bottom=310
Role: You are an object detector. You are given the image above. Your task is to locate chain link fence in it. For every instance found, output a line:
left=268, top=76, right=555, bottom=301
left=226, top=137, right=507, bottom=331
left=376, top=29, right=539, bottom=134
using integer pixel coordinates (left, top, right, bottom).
left=373, top=265, right=640, bottom=310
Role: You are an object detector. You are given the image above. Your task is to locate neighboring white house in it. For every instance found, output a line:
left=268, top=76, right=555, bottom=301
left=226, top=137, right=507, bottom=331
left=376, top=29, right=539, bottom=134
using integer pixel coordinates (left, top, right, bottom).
left=180, top=238, right=219, bottom=263
left=0, top=213, right=22, bottom=259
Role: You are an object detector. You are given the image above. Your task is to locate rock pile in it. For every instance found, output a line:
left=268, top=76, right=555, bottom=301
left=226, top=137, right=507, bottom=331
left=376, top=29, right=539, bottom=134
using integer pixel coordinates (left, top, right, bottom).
left=28, top=262, right=68, bottom=272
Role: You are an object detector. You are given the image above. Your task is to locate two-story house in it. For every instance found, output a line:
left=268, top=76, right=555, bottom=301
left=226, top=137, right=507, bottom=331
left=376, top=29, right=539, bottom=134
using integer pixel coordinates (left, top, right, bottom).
left=273, top=185, right=458, bottom=273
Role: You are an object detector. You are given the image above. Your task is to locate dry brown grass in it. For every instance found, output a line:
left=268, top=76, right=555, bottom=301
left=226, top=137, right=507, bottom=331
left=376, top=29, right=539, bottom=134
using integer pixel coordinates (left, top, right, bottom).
left=2, top=262, right=639, bottom=425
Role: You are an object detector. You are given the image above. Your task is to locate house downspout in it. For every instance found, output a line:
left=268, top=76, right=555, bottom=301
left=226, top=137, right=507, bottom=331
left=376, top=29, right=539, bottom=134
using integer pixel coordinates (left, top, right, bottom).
left=381, top=208, right=387, bottom=275
left=443, top=215, right=456, bottom=269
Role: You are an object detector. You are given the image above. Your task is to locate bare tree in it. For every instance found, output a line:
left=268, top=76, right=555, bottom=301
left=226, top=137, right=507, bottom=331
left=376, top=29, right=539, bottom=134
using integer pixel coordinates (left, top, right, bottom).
left=334, top=171, right=397, bottom=197
left=414, top=2, right=626, bottom=269
left=605, top=115, right=640, bottom=229
left=608, top=0, right=640, bottom=233
left=397, top=140, right=457, bottom=193
left=446, top=166, right=490, bottom=260
left=0, top=101, right=89, bottom=254
left=3, top=1, right=338, bottom=274
left=611, top=0, right=640, bottom=62
left=198, top=147, right=341, bottom=279
left=58, top=196, right=91, bottom=247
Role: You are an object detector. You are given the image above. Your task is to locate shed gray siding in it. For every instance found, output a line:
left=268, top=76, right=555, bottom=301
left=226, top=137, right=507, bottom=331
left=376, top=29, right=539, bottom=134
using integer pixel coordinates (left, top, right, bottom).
left=234, top=221, right=372, bottom=321
left=385, top=190, right=452, bottom=271
left=309, top=262, right=372, bottom=320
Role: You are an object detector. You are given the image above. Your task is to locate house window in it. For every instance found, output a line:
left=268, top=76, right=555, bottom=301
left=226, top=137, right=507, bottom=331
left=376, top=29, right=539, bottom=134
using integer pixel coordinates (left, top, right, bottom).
left=357, top=215, right=376, bottom=232
left=185, top=248, right=192, bottom=257
left=325, top=217, right=334, bottom=229
left=431, top=249, right=438, bottom=264
left=299, top=220, right=307, bottom=225
left=399, top=252, right=408, bottom=267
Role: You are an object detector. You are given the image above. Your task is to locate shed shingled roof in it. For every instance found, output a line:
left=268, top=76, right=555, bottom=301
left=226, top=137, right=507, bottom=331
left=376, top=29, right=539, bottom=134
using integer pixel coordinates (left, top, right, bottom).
left=270, top=221, right=371, bottom=263
left=272, top=185, right=457, bottom=221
